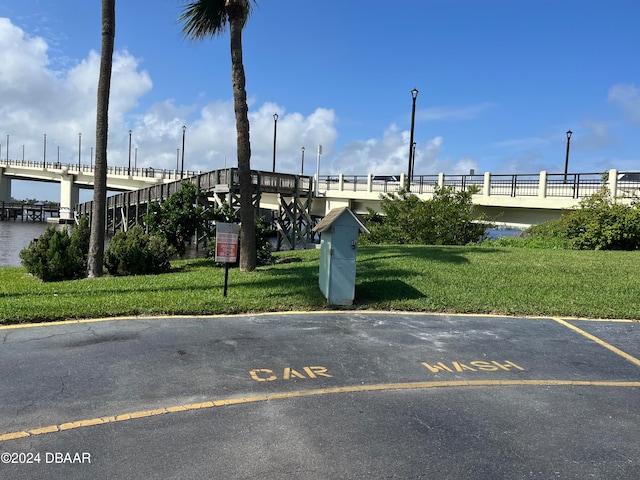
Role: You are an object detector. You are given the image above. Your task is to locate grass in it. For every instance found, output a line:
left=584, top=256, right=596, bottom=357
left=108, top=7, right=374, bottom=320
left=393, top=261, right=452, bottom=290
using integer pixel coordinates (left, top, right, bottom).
left=1, top=245, right=639, bottom=324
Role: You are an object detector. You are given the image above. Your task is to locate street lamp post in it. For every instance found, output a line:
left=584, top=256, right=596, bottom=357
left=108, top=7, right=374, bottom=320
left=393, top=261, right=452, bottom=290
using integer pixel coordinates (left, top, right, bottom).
left=43, top=134, right=47, bottom=163
left=128, top=129, right=132, bottom=175
left=315, top=145, right=322, bottom=196
left=181, top=125, right=186, bottom=179
left=135, top=148, right=138, bottom=170
left=6, top=134, right=9, bottom=162
left=272, top=113, right=278, bottom=173
left=564, top=130, right=572, bottom=183
left=407, top=88, right=419, bottom=185
left=176, top=149, right=180, bottom=176
left=412, top=142, right=417, bottom=174
left=301, top=146, right=305, bottom=175
left=78, top=133, right=82, bottom=170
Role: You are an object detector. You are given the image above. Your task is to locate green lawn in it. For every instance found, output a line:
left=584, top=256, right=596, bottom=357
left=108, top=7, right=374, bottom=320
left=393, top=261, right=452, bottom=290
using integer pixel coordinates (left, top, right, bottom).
left=1, top=245, right=639, bottom=324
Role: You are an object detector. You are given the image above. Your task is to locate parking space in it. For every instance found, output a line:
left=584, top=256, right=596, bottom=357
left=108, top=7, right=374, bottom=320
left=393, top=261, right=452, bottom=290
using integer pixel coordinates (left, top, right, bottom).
left=1, top=312, right=639, bottom=478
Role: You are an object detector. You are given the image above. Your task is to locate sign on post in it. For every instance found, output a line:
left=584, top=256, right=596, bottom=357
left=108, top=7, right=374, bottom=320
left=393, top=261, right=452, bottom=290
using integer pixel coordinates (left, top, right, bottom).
left=215, top=222, right=239, bottom=296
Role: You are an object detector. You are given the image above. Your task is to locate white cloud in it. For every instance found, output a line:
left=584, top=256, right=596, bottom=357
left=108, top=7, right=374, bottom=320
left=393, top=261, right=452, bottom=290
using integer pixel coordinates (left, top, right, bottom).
left=417, top=102, right=493, bottom=122
left=608, top=84, right=640, bottom=123
left=0, top=16, right=476, bottom=199
left=330, top=125, right=476, bottom=177
left=576, top=119, right=616, bottom=151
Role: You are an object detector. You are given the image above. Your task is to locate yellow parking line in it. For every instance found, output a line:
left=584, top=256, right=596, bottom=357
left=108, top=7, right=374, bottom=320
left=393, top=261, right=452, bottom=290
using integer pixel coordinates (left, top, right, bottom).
left=2, top=311, right=637, bottom=331
left=2, top=379, right=640, bottom=443
left=553, top=317, right=640, bottom=367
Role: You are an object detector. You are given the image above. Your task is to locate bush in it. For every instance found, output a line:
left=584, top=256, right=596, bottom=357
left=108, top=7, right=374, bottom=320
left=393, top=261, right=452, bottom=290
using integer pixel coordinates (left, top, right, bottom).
left=104, top=225, right=174, bottom=276
left=484, top=187, right=640, bottom=250
left=362, top=185, right=492, bottom=245
left=145, top=182, right=206, bottom=255
left=561, top=189, right=640, bottom=250
left=255, top=216, right=274, bottom=266
left=19, top=216, right=90, bottom=281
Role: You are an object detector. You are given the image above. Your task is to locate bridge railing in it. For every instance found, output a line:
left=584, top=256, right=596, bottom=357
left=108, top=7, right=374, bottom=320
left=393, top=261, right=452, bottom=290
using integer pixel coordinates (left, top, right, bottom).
left=76, top=168, right=314, bottom=217
left=488, top=174, right=540, bottom=197
left=317, top=170, right=640, bottom=200
left=0, top=159, right=200, bottom=180
left=546, top=173, right=607, bottom=198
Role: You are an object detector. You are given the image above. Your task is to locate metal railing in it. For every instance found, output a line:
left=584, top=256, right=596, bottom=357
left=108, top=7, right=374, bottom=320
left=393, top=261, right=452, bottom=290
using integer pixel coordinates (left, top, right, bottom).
left=76, top=168, right=314, bottom=217
left=317, top=171, right=640, bottom=200
left=0, top=158, right=198, bottom=180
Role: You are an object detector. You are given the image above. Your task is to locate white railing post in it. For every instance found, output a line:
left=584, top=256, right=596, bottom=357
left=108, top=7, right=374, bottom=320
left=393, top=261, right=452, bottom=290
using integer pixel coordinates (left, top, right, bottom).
left=367, top=173, right=373, bottom=193
left=539, top=171, right=547, bottom=198
left=438, top=173, right=445, bottom=189
left=609, top=169, right=618, bottom=197
left=338, top=173, right=344, bottom=191
left=483, top=172, right=491, bottom=196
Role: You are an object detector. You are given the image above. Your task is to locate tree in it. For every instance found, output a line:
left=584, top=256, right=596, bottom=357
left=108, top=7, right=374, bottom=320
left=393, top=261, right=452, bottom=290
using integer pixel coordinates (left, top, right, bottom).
left=87, top=0, right=116, bottom=278
left=178, top=0, right=257, bottom=272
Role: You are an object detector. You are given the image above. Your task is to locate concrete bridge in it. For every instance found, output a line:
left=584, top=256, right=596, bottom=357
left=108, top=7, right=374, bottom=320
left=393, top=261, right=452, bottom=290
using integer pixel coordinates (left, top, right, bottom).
left=0, top=159, right=194, bottom=220
left=1, top=158, right=638, bottom=228
left=315, top=170, right=640, bottom=227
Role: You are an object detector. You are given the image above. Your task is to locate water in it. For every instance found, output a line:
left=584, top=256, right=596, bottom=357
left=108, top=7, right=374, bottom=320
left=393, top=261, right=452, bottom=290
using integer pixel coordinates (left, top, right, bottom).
left=0, top=221, right=208, bottom=268
left=0, top=221, right=52, bottom=267
left=485, top=227, right=524, bottom=240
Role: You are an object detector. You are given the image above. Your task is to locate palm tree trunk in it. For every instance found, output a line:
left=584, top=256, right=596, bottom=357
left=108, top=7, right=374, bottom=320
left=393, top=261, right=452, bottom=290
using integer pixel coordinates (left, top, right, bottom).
left=227, top=1, right=256, bottom=272
left=87, top=0, right=115, bottom=278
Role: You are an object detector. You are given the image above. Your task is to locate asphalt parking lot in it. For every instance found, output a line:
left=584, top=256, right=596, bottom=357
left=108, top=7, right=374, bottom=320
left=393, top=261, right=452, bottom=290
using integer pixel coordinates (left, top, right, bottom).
left=1, top=312, right=639, bottom=479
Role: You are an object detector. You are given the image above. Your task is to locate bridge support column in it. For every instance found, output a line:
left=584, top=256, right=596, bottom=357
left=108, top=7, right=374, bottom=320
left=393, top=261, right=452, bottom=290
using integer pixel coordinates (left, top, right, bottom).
left=59, top=170, right=80, bottom=220
left=0, top=167, right=11, bottom=202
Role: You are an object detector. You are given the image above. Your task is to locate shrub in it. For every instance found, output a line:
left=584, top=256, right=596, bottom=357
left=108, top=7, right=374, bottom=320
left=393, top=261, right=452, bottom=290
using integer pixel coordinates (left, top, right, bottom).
left=484, top=187, right=640, bottom=250
left=19, top=216, right=90, bottom=281
left=362, top=185, right=492, bottom=245
left=561, top=189, right=640, bottom=250
left=104, top=225, right=174, bottom=276
left=255, top=216, right=274, bottom=266
left=145, top=182, right=206, bottom=255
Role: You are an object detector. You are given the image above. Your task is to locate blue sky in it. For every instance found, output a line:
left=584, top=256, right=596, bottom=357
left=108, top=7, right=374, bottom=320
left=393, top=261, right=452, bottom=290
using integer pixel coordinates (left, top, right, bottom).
left=0, top=0, right=639, bottom=201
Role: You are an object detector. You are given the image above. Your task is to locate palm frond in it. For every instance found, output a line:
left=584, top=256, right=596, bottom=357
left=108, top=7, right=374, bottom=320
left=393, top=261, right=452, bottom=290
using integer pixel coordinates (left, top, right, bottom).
left=178, top=0, right=257, bottom=40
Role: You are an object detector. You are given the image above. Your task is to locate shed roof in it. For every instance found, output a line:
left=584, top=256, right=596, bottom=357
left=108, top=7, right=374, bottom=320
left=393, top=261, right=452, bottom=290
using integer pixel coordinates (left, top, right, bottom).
left=312, top=207, right=370, bottom=234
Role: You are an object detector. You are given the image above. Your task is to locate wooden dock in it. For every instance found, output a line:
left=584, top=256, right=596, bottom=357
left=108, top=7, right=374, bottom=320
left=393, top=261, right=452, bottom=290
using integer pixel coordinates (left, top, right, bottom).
left=0, top=202, right=60, bottom=222
left=75, top=168, right=317, bottom=249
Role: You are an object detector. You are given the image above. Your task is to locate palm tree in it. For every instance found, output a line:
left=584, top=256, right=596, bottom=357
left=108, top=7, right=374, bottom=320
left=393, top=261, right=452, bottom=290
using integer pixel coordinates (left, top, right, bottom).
left=87, top=0, right=115, bottom=278
left=178, top=0, right=257, bottom=272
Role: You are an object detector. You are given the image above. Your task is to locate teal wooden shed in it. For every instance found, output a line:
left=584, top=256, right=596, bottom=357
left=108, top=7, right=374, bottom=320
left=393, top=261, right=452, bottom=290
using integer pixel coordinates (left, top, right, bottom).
left=312, top=207, right=369, bottom=305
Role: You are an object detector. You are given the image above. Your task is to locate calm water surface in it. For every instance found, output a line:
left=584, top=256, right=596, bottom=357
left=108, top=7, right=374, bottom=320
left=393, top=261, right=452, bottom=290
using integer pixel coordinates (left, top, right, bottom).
left=0, top=221, right=207, bottom=268
left=0, top=221, right=52, bottom=267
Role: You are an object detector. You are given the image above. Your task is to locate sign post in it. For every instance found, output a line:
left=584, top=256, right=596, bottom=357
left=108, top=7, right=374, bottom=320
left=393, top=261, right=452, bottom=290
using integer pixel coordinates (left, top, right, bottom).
left=215, top=222, right=239, bottom=297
